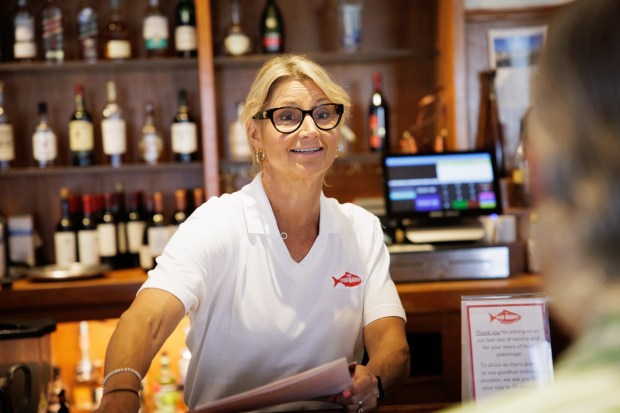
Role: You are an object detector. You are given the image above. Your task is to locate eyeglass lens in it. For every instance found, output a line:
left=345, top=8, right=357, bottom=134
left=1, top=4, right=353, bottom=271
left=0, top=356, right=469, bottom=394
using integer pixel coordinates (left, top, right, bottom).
left=272, top=104, right=341, bottom=133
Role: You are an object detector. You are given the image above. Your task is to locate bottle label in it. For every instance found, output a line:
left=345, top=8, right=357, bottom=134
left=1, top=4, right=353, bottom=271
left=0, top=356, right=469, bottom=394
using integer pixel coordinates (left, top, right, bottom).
left=140, top=133, right=163, bottom=164
left=224, top=33, right=251, bottom=56
left=54, top=231, right=77, bottom=265
left=33, top=130, right=58, bottom=162
left=127, top=221, right=146, bottom=254
left=13, top=42, right=36, bottom=59
left=117, top=222, right=128, bottom=254
left=175, top=26, right=197, bottom=52
left=77, top=229, right=100, bottom=265
left=97, top=223, right=117, bottom=257
left=101, top=119, right=127, bottom=155
left=106, top=40, right=131, bottom=59
left=263, top=33, right=282, bottom=52
left=15, top=16, right=35, bottom=41
left=171, top=123, right=197, bottom=154
left=69, top=121, right=94, bottom=151
left=144, top=16, right=169, bottom=50
left=148, top=226, right=170, bottom=257
left=0, top=124, right=15, bottom=161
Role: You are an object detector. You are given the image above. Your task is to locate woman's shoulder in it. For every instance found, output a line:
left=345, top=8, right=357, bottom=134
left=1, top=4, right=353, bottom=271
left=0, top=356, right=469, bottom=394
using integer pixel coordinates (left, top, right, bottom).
left=323, top=195, right=381, bottom=226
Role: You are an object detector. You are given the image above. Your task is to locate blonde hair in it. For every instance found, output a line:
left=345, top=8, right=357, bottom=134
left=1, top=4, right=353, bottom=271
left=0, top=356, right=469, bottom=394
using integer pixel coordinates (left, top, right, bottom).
left=241, top=54, right=351, bottom=164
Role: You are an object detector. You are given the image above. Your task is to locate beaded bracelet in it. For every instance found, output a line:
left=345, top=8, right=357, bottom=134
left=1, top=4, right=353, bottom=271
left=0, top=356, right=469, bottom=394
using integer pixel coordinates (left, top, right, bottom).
left=102, top=387, right=141, bottom=398
left=102, top=367, right=143, bottom=389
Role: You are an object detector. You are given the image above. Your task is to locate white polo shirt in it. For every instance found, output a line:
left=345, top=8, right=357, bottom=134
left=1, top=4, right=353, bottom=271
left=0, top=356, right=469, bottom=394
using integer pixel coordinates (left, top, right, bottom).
left=140, top=173, right=406, bottom=408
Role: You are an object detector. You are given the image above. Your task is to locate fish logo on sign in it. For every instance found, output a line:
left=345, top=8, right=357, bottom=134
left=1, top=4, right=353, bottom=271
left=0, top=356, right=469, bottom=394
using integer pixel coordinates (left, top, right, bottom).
left=489, top=309, right=521, bottom=324
left=332, top=272, right=361, bottom=287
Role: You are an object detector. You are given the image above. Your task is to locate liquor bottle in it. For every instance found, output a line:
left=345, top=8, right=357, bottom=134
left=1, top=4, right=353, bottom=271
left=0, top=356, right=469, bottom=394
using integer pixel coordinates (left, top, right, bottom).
left=224, top=0, right=251, bottom=57
left=141, top=192, right=169, bottom=270
left=1, top=211, right=9, bottom=280
left=143, top=0, right=169, bottom=58
left=368, top=71, right=389, bottom=152
left=70, top=84, right=95, bottom=166
left=76, top=321, right=94, bottom=383
left=174, top=0, right=197, bottom=58
left=191, top=187, right=205, bottom=213
left=13, top=0, right=37, bottom=62
left=153, top=352, right=179, bottom=412
left=260, top=0, right=284, bottom=54
left=97, top=192, right=118, bottom=268
left=114, top=182, right=129, bottom=268
left=139, top=102, right=163, bottom=165
left=77, top=194, right=100, bottom=266
left=54, top=187, right=78, bottom=265
left=228, top=101, right=251, bottom=161
left=76, top=0, right=99, bottom=62
left=127, top=191, right=146, bottom=268
left=0, top=82, right=15, bottom=170
left=169, top=189, right=188, bottom=237
left=32, top=102, right=57, bottom=168
left=41, top=0, right=65, bottom=63
left=475, top=69, right=506, bottom=177
left=104, top=0, right=131, bottom=61
left=171, top=90, right=197, bottom=163
left=101, top=80, right=126, bottom=167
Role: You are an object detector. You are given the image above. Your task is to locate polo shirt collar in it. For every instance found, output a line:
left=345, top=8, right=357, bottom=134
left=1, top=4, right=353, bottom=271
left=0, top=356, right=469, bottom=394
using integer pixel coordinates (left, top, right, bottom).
left=241, top=173, right=341, bottom=236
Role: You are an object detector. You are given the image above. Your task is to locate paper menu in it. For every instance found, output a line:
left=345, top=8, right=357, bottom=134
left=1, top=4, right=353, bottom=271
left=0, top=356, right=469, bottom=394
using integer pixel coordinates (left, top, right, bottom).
left=190, top=357, right=353, bottom=413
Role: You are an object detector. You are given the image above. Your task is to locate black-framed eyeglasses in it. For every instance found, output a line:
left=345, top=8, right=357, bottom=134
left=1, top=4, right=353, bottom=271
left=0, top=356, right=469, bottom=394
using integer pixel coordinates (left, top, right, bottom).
left=252, top=103, right=344, bottom=134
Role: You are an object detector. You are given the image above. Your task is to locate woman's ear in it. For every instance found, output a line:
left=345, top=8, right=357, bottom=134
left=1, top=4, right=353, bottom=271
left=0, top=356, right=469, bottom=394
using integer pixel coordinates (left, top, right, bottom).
left=246, top=120, right=261, bottom=152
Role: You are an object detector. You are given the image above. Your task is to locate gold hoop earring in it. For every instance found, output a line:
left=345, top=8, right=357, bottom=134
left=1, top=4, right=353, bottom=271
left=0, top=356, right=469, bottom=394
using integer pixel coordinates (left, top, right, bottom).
left=255, top=150, right=266, bottom=164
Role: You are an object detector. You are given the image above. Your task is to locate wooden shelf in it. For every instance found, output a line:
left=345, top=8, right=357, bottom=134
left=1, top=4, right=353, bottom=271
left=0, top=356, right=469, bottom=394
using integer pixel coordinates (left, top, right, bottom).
left=0, top=57, right=197, bottom=73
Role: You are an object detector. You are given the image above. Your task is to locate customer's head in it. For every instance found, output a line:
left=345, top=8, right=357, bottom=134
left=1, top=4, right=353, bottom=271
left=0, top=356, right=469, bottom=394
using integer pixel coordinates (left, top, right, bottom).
left=242, top=54, right=352, bottom=169
left=530, top=0, right=620, bottom=333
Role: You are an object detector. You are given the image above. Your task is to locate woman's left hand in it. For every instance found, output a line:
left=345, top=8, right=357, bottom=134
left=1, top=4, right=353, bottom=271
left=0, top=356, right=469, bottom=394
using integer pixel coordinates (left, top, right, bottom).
left=330, top=364, right=378, bottom=412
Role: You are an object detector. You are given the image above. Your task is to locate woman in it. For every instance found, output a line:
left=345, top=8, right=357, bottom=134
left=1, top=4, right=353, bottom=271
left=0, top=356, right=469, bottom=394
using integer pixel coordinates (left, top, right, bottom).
left=96, top=54, right=410, bottom=413
left=442, top=0, right=620, bottom=411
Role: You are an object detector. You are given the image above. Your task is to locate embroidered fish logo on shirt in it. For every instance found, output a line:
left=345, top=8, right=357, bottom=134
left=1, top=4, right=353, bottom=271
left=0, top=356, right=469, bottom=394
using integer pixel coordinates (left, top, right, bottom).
left=489, top=309, right=522, bottom=324
left=332, top=272, right=362, bottom=287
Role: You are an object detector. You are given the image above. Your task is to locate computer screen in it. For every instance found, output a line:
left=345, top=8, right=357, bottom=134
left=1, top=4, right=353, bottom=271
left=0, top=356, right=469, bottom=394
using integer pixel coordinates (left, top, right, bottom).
left=382, top=150, right=503, bottom=222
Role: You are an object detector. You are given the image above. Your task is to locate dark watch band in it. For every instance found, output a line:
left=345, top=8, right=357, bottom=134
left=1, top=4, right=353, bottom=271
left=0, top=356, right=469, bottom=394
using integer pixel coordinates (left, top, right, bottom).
left=376, top=376, right=385, bottom=400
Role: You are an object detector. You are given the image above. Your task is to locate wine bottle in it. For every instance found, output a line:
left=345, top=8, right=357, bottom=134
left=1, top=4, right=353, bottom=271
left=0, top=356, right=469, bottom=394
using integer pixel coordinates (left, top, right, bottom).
left=104, top=0, right=131, bottom=61
left=32, top=102, right=57, bottom=168
left=260, top=0, right=284, bottom=54
left=191, top=187, right=205, bottom=214
left=228, top=101, right=251, bottom=161
left=0, top=82, right=15, bottom=170
left=475, top=69, right=505, bottom=177
left=126, top=191, right=146, bottom=268
left=97, top=192, right=118, bottom=268
left=114, top=182, right=129, bottom=268
left=41, top=0, right=65, bottom=63
left=76, top=0, right=99, bottom=62
left=54, top=187, right=78, bottom=265
left=224, top=0, right=251, bottom=57
left=77, top=194, right=100, bottom=266
left=368, top=71, right=390, bottom=152
left=75, top=321, right=94, bottom=383
left=139, top=102, right=163, bottom=165
left=13, top=0, right=36, bottom=62
left=169, top=189, right=188, bottom=237
left=101, top=80, right=126, bottom=167
left=141, top=192, right=169, bottom=270
left=70, top=84, right=95, bottom=166
left=1, top=211, right=10, bottom=280
left=171, top=89, right=197, bottom=163
left=174, top=0, right=197, bottom=58
left=143, top=0, right=169, bottom=58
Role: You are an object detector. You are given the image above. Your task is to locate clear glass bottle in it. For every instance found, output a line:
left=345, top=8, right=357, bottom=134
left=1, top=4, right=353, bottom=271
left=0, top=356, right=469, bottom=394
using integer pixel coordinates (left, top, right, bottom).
left=101, top=80, right=126, bottom=167
left=143, top=0, right=169, bottom=57
left=174, top=0, right=197, bottom=58
left=104, top=0, right=131, bottom=61
left=32, top=102, right=57, bottom=168
left=54, top=187, right=78, bottom=265
left=368, top=71, right=389, bottom=152
left=0, top=82, right=15, bottom=170
left=76, top=0, right=99, bottom=62
left=69, top=84, right=95, bottom=166
left=260, top=0, right=284, bottom=54
left=13, top=0, right=37, bottom=62
left=171, top=89, right=197, bottom=163
left=139, top=102, right=163, bottom=165
left=41, top=0, right=65, bottom=63
left=224, top=0, right=251, bottom=56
